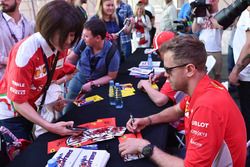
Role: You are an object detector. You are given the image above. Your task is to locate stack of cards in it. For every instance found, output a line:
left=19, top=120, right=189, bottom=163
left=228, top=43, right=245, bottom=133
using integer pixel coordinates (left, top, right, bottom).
left=138, top=61, right=161, bottom=69
left=120, top=83, right=135, bottom=97
left=48, top=118, right=121, bottom=153
left=47, top=147, right=110, bottom=167
left=66, top=126, right=126, bottom=147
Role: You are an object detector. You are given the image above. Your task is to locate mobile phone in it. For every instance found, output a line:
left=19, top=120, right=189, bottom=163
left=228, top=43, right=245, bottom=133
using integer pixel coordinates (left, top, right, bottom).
left=66, top=126, right=87, bottom=131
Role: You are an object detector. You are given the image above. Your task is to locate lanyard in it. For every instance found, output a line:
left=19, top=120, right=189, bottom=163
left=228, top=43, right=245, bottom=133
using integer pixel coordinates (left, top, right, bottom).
left=38, top=50, right=59, bottom=112
left=2, top=13, right=25, bottom=43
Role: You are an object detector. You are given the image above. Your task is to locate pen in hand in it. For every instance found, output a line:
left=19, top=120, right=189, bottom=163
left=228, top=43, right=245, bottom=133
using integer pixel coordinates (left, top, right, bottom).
left=149, top=69, right=155, bottom=83
left=130, top=113, right=136, bottom=133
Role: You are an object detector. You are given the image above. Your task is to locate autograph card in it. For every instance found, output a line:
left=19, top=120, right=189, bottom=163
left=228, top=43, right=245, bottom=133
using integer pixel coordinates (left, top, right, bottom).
left=74, top=95, right=103, bottom=107
left=66, top=126, right=126, bottom=147
left=120, top=83, right=135, bottom=97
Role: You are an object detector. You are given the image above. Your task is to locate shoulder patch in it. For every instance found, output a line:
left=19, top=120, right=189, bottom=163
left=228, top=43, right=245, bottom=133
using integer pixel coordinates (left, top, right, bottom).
left=15, top=35, right=40, bottom=67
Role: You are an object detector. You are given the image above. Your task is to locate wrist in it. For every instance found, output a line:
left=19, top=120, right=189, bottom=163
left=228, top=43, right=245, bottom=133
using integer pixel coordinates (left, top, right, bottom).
left=89, top=81, right=96, bottom=89
left=147, top=116, right=152, bottom=126
left=138, top=140, right=151, bottom=153
left=43, top=121, right=53, bottom=132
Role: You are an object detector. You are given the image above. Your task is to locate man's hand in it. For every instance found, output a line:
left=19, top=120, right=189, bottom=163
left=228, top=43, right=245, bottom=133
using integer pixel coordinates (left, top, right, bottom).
left=126, top=117, right=150, bottom=133
left=149, top=72, right=164, bottom=83
left=119, top=138, right=150, bottom=157
left=81, top=82, right=92, bottom=92
left=48, top=121, right=81, bottom=136
left=210, top=17, right=223, bottom=29
left=137, top=80, right=150, bottom=90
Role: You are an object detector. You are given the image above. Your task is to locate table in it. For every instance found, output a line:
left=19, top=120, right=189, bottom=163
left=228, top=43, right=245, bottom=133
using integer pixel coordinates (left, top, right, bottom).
left=7, top=49, right=169, bottom=167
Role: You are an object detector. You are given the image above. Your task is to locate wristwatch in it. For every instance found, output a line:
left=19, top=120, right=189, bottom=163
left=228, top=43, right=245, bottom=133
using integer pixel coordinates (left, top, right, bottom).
left=142, top=144, right=154, bottom=158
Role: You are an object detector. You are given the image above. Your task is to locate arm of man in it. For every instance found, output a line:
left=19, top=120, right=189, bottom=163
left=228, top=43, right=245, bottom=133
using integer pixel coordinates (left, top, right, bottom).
left=138, top=80, right=169, bottom=107
left=13, top=102, right=79, bottom=136
left=149, top=103, right=184, bottom=125
left=66, top=50, right=79, bottom=65
left=82, top=71, right=118, bottom=92
left=90, top=71, right=118, bottom=87
left=150, top=146, right=184, bottom=167
left=119, top=138, right=184, bottom=167
left=126, top=102, right=184, bottom=133
left=229, top=30, right=250, bottom=85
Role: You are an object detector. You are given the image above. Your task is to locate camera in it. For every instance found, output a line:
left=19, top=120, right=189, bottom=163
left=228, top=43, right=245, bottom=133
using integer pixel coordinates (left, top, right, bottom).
left=190, top=0, right=211, bottom=17
left=214, top=0, right=250, bottom=29
left=173, top=20, right=189, bottom=33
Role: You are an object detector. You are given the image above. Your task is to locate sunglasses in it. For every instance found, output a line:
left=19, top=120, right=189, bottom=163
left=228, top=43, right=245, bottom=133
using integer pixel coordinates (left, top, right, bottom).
left=164, top=63, right=188, bottom=74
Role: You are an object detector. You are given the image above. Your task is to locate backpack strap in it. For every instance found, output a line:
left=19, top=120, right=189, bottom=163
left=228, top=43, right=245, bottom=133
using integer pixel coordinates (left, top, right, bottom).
left=105, top=43, right=117, bottom=73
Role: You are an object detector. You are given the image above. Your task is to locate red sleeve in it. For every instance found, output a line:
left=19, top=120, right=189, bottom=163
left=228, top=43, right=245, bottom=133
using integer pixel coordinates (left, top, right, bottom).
left=160, top=81, right=177, bottom=102
left=6, top=47, right=36, bottom=103
left=52, top=51, right=75, bottom=80
left=184, top=106, right=224, bottom=166
left=63, top=63, right=76, bottom=75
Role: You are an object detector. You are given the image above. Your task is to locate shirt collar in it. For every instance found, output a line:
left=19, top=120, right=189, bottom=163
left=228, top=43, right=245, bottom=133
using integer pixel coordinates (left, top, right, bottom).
left=2, top=12, right=25, bottom=25
left=190, top=75, right=225, bottom=103
left=87, top=40, right=109, bottom=58
left=35, top=32, right=57, bottom=57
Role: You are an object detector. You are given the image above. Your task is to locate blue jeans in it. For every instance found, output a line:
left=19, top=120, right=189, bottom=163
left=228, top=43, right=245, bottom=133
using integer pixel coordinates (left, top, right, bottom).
left=64, top=72, right=87, bottom=113
left=121, top=42, right=132, bottom=59
left=0, top=117, right=33, bottom=143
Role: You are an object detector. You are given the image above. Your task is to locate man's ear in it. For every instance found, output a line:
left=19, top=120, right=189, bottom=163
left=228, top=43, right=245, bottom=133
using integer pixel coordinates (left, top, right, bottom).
left=95, top=35, right=102, bottom=41
left=186, top=64, right=196, bottom=77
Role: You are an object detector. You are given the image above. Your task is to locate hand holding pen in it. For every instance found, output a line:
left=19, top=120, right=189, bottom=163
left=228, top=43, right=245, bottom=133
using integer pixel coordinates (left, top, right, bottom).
left=130, top=114, right=136, bottom=133
left=148, top=69, right=155, bottom=84
left=126, top=114, right=149, bottom=133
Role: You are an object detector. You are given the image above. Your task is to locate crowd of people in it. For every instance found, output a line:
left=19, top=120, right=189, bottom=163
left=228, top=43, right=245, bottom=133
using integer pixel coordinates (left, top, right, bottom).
left=0, top=0, right=249, bottom=166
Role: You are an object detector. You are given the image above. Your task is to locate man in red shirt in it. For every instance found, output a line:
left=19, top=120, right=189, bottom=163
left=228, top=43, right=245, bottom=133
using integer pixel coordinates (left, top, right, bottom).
left=119, top=35, right=247, bottom=166
left=137, top=31, right=184, bottom=107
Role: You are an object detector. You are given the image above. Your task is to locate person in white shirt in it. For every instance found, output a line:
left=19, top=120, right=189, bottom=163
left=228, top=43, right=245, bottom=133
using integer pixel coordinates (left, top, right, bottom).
left=229, top=7, right=250, bottom=141
left=132, top=1, right=151, bottom=48
left=192, top=0, right=223, bottom=81
left=0, top=0, right=34, bottom=79
left=160, top=0, right=177, bottom=31
left=139, top=0, right=155, bottom=46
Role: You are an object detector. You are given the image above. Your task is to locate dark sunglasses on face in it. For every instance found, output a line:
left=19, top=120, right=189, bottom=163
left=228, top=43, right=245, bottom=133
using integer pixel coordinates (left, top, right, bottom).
left=164, top=63, right=188, bottom=74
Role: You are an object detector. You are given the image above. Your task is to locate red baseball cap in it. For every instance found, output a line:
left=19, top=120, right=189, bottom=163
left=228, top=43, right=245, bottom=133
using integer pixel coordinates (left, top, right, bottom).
left=152, top=31, right=175, bottom=52
left=138, top=0, right=146, bottom=4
